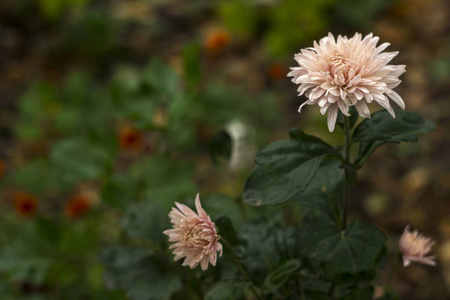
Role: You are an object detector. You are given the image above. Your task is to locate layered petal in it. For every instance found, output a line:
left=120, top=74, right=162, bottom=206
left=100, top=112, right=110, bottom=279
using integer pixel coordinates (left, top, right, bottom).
left=288, top=32, right=406, bottom=132
left=399, top=225, right=436, bottom=267
left=164, top=194, right=222, bottom=271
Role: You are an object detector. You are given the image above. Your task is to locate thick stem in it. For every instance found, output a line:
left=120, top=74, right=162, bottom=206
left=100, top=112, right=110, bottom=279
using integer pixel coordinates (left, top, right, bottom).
left=342, top=116, right=351, bottom=230
left=221, top=237, right=262, bottom=300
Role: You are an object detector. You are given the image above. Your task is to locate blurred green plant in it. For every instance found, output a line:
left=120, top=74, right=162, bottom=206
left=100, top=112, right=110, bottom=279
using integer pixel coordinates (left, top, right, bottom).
left=35, top=0, right=90, bottom=20
left=1, top=48, right=279, bottom=298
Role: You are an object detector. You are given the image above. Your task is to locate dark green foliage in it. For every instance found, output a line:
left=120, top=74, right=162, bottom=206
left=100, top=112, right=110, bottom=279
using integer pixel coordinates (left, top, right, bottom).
left=101, top=174, right=138, bottom=210
left=292, top=158, right=344, bottom=220
left=9, top=159, right=52, bottom=195
left=183, top=43, right=201, bottom=88
left=215, top=216, right=239, bottom=248
left=299, top=213, right=386, bottom=286
left=243, top=129, right=342, bottom=206
left=50, top=138, right=111, bottom=188
left=99, top=247, right=182, bottom=300
left=329, top=0, right=391, bottom=30
left=121, top=201, right=169, bottom=243
left=352, top=110, right=436, bottom=167
left=239, top=218, right=300, bottom=285
left=57, top=11, right=120, bottom=59
left=205, top=281, right=250, bottom=300
left=262, top=259, right=301, bottom=293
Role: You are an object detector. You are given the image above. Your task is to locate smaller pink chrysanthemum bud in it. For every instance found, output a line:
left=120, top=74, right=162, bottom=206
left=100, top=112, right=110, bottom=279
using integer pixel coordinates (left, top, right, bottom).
left=164, top=193, right=223, bottom=271
left=399, top=225, right=436, bottom=267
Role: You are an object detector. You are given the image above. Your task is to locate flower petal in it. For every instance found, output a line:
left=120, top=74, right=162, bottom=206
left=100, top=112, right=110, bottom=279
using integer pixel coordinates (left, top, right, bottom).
left=327, top=104, right=339, bottom=132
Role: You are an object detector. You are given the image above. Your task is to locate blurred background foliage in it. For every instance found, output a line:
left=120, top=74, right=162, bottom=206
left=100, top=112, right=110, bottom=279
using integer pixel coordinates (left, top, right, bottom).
left=0, top=0, right=449, bottom=299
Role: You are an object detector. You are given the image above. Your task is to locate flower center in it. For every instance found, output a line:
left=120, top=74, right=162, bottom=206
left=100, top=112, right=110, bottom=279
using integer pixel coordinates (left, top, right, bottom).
left=328, top=52, right=354, bottom=87
left=405, top=234, right=432, bottom=255
left=185, top=225, right=201, bottom=243
left=330, top=53, right=351, bottom=67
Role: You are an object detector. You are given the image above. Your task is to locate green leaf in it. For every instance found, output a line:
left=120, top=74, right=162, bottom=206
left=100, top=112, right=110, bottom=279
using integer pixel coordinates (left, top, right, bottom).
left=215, top=216, right=239, bottom=248
left=101, top=174, right=138, bottom=210
left=205, top=281, right=250, bottom=300
left=352, top=110, right=435, bottom=166
left=100, top=247, right=153, bottom=288
left=239, top=218, right=299, bottom=285
left=0, top=223, right=52, bottom=286
left=129, top=156, right=197, bottom=210
left=183, top=43, right=201, bottom=87
left=126, top=273, right=182, bottom=300
left=121, top=201, right=169, bottom=242
left=299, top=213, right=386, bottom=286
left=243, top=129, right=341, bottom=206
left=50, top=138, right=111, bottom=187
left=217, top=1, right=257, bottom=38
left=292, top=159, right=343, bottom=221
left=100, top=247, right=181, bottom=300
left=262, top=259, right=301, bottom=293
left=142, top=59, right=181, bottom=99
left=9, top=159, right=51, bottom=195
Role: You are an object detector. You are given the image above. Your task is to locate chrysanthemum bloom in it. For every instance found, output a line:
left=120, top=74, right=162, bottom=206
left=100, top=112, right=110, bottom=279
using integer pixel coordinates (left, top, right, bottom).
left=65, top=194, right=91, bottom=219
left=288, top=32, right=406, bottom=132
left=14, top=191, right=38, bottom=217
left=163, top=194, right=222, bottom=271
left=399, top=225, right=436, bottom=267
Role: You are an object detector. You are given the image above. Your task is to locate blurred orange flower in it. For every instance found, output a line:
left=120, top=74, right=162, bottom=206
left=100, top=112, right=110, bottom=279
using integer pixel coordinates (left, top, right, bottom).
left=118, top=125, right=143, bottom=151
left=65, top=195, right=91, bottom=219
left=205, top=30, right=230, bottom=54
left=14, top=191, right=38, bottom=217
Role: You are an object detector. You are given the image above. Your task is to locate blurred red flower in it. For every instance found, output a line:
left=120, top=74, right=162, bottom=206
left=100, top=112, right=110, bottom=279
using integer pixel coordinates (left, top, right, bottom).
left=0, top=159, right=4, bottom=178
left=268, top=63, right=286, bottom=80
left=14, top=191, right=38, bottom=217
left=65, top=195, right=91, bottom=219
left=118, top=125, right=143, bottom=151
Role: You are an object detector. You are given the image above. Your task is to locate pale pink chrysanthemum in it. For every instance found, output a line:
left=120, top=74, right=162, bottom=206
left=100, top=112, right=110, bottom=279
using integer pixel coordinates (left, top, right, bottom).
left=163, top=193, right=223, bottom=271
left=399, top=225, right=436, bottom=267
left=288, top=32, right=406, bottom=132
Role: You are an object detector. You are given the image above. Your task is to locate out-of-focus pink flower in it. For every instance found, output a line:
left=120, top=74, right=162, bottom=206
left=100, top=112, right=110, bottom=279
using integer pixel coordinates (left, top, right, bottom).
left=399, top=225, right=436, bottom=267
left=288, top=32, right=406, bottom=132
left=164, top=194, right=222, bottom=271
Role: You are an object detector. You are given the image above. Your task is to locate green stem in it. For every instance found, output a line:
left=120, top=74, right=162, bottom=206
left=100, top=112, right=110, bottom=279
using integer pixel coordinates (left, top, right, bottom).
left=221, top=237, right=262, bottom=300
left=328, top=282, right=336, bottom=299
left=386, top=253, right=400, bottom=291
left=236, top=196, right=249, bottom=221
left=342, top=116, right=351, bottom=230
